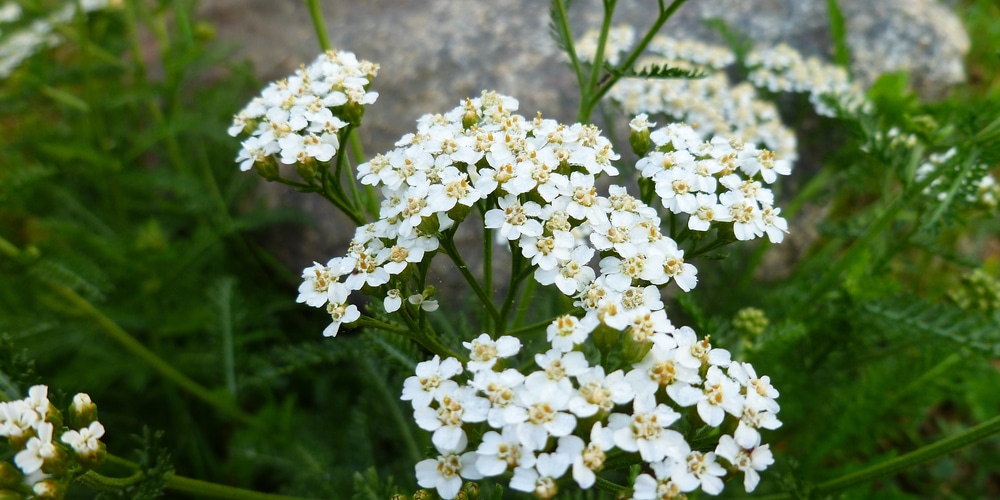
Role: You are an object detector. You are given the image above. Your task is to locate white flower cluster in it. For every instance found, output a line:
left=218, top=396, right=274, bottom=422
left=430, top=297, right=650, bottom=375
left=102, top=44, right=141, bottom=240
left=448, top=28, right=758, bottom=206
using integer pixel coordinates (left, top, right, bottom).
left=646, top=36, right=735, bottom=70
left=574, top=25, right=635, bottom=66
left=0, top=386, right=106, bottom=495
left=299, top=91, right=685, bottom=338
left=228, top=50, right=379, bottom=171
left=746, top=44, right=870, bottom=117
left=593, top=29, right=798, bottom=161
left=0, top=0, right=119, bottom=79
left=915, top=148, right=999, bottom=209
left=403, top=328, right=780, bottom=499
left=635, top=120, right=790, bottom=243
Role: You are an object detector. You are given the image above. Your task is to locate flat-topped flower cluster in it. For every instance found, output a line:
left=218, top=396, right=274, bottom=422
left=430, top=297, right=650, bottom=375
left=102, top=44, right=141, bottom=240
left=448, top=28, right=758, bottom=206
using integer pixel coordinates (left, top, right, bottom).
left=228, top=50, right=379, bottom=172
left=746, top=44, right=870, bottom=117
left=634, top=118, right=790, bottom=243
left=285, top=90, right=789, bottom=497
left=295, top=92, right=789, bottom=339
left=0, top=386, right=106, bottom=498
left=404, top=328, right=780, bottom=499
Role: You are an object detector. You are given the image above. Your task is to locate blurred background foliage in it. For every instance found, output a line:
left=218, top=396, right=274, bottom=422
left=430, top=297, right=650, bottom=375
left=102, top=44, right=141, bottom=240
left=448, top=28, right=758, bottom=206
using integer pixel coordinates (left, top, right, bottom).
left=0, top=0, right=998, bottom=498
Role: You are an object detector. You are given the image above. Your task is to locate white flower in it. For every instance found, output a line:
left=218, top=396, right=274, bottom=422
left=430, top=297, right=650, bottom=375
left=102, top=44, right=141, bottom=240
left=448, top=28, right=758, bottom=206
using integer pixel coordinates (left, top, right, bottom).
left=484, top=195, right=543, bottom=241
left=608, top=396, right=688, bottom=463
left=0, top=400, right=38, bottom=439
left=476, top=426, right=536, bottom=476
left=463, top=334, right=522, bottom=372
left=322, top=284, right=360, bottom=337
left=715, top=435, right=774, bottom=492
left=408, top=293, right=439, bottom=312
left=415, top=446, right=482, bottom=499
left=629, top=113, right=656, bottom=133
left=384, top=289, right=402, bottom=312
left=413, top=388, right=489, bottom=451
left=694, top=366, right=744, bottom=427
left=671, top=451, right=726, bottom=494
left=401, top=355, right=463, bottom=409
left=472, top=369, right=527, bottom=428
left=558, top=422, right=616, bottom=489
left=545, top=314, right=599, bottom=352
left=15, top=421, right=56, bottom=474
left=61, top=421, right=106, bottom=456
left=632, top=459, right=685, bottom=500
left=514, top=372, right=578, bottom=450
left=534, top=245, right=596, bottom=296
left=508, top=452, right=572, bottom=498
left=568, top=367, right=634, bottom=418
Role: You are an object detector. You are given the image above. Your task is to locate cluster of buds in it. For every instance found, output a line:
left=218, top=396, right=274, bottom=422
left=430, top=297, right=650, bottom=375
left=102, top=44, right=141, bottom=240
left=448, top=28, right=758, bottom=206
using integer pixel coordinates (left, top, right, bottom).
left=0, top=386, right=106, bottom=499
left=228, top=50, right=379, bottom=177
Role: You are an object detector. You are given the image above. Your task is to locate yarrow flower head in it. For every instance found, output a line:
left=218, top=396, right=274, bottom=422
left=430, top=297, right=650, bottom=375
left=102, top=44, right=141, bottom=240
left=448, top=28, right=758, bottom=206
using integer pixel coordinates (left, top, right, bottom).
left=229, top=50, right=379, bottom=172
left=286, top=87, right=789, bottom=498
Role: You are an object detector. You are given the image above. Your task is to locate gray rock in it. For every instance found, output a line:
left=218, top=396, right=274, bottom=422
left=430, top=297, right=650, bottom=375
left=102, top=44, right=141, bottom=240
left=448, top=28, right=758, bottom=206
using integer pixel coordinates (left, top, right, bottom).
left=201, top=0, right=969, bottom=274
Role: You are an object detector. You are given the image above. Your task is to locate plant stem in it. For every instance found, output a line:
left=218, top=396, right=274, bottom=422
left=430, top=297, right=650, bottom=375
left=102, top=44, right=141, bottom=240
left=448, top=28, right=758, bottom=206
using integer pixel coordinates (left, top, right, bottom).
left=440, top=233, right=502, bottom=325
left=578, top=0, right=689, bottom=122
left=304, top=0, right=332, bottom=52
left=753, top=413, right=1000, bottom=499
left=103, top=454, right=315, bottom=499
left=552, top=0, right=587, bottom=107
left=0, top=236, right=256, bottom=427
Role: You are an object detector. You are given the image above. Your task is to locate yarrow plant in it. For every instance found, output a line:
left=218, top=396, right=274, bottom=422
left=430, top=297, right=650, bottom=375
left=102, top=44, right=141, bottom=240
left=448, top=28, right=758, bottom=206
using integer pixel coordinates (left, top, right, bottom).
left=233, top=37, right=794, bottom=492
left=5, top=0, right=1000, bottom=498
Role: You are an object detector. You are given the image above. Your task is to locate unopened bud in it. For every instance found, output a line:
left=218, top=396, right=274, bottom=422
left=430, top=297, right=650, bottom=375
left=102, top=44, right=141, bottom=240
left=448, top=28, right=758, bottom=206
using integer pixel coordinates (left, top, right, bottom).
left=0, top=462, right=22, bottom=490
left=412, top=490, right=433, bottom=500
left=592, top=323, right=620, bottom=356
left=68, top=393, right=98, bottom=429
left=295, top=158, right=319, bottom=184
left=628, top=114, right=655, bottom=156
left=32, top=479, right=66, bottom=500
left=463, top=482, right=480, bottom=500
left=254, top=157, right=280, bottom=181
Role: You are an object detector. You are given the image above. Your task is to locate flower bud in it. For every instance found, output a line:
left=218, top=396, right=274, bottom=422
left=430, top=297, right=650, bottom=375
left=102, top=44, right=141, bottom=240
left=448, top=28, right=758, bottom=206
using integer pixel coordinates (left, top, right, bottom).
left=340, top=101, right=366, bottom=127
left=254, top=157, right=280, bottom=182
left=534, top=477, right=558, bottom=499
left=454, top=490, right=469, bottom=500
left=621, top=333, right=652, bottom=365
left=412, top=490, right=433, bottom=500
left=295, top=158, right=319, bottom=184
left=628, top=116, right=655, bottom=157
left=462, top=482, right=480, bottom=500
left=390, top=495, right=409, bottom=500
left=0, top=462, right=22, bottom=490
left=31, top=479, right=65, bottom=500
left=732, top=307, right=768, bottom=337
left=68, top=393, right=98, bottom=429
left=592, top=323, right=620, bottom=356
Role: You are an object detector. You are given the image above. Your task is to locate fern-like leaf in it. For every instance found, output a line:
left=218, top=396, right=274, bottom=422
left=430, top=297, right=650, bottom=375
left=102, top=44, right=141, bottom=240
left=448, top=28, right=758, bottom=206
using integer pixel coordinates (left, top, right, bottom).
left=603, top=62, right=705, bottom=80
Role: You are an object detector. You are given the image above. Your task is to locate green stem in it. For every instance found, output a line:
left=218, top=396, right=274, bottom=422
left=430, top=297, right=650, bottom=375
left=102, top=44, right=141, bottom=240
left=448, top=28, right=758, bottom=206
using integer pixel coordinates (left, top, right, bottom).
left=754, top=414, right=1000, bottom=499
left=579, top=0, right=689, bottom=122
left=483, top=224, right=495, bottom=331
left=0, top=236, right=256, bottom=427
left=304, top=0, right=332, bottom=52
left=552, top=0, right=588, bottom=110
left=497, top=247, right=527, bottom=336
left=585, top=0, right=618, bottom=96
left=104, top=454, right=315, bottom=499
left=440, top=234, right=502, bottom=325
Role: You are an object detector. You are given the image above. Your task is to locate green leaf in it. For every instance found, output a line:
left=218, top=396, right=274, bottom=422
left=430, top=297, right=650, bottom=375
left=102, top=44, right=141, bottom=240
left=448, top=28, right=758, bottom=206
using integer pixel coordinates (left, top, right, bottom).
left=603, top=61, right=705, bottom=80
